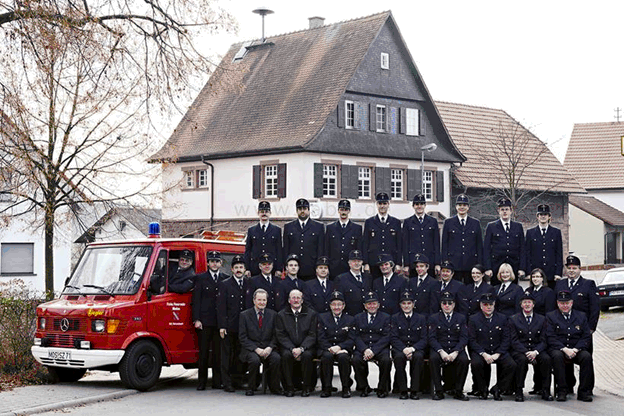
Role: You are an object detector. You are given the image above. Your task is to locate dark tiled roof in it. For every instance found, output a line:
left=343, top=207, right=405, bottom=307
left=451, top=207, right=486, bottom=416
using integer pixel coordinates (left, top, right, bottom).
left=436, top=101, right=584, bottom=193
left=569, top=195, right=624, bottom=226
left=564, top=122, right=624, bottom=190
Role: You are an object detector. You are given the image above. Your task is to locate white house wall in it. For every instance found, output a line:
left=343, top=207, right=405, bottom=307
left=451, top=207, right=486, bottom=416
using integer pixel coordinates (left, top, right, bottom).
left=588, top=190, right=624, bottom=213
left=568, top=203, right=604, bottom=266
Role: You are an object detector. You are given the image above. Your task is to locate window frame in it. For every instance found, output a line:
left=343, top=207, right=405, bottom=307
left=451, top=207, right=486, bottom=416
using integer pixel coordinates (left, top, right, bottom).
left=345, top=100, right=355, bottom=130
left=264, top=164, right=278, bottom=198
left=196, top=169, right=208, bottom=188
left=376, top=105, right=386, bottom=133
left=422, top=170, right=434, bottom=202
left=406, top=108, right=420, bottom=136
left=380, top=52, right=389, bottom=70
left=322, top=164, right=338, bottom=198
left=358, top=166, right=372, bottom=199
left=1, top=242, right=35, bottom=275
left=390, top=168, right=404, bottom=201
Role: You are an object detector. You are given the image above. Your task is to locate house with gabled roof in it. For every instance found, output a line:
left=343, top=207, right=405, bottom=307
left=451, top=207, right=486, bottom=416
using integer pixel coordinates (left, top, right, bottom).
left=435, top=101, right=585, bottom=252
left=151, top=11, right=465, bottom=236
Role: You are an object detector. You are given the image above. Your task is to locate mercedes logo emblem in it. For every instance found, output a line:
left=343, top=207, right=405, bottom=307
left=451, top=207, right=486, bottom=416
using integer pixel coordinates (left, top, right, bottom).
left=60, top=318, right=70, bottom=332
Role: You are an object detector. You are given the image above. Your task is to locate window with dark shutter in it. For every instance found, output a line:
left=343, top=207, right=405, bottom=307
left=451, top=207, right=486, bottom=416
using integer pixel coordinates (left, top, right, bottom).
left=337, top=100, right=345, bottom=128
left=369, top=103, right=376, bottom=131
left=419, top=110, right=426, bottom=136
left=341, top=165, right=359, bottom=199
left=313, top=163, right=324, bottom=198
left=375, top=167, right=391, bottom=195
left=436, top=171, right=445, bottom=202
left=277, top=163, right=287, bottom=198
left=252, top=165, right=261, bottom=199
left=407, top=169, right=422, bottom=200
left=399, top=107, right=406, bottom=134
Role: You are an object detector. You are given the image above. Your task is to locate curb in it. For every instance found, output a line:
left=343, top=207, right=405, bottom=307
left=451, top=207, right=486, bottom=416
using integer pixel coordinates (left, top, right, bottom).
left=0, top=369, right=196, bottom=416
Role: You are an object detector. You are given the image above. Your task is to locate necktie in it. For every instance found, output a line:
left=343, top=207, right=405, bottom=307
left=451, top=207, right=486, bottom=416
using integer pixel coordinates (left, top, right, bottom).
left=385, top=277, right=389, bottom=287
left=541, top=228, right=546, bottom=236
left=238, top=279, right=243, bottom=289
left=446, top=314, right=451, bottom=323
left=342, top=223, right=346, bottom=229
left=419, top=217, right=423, bottom=224
left=406, top=314, right=411, bottom=322
left=262, top=224, right=266, bottom=233
left=321, top=280, right=326, bottom=292
left=335, top=316, right=340, bottom=325
left=355, top=275, right=362, bottom=283
left=474, top=284, right=477, bottom=293
left=381, top=217, right=386, bottom=224
left=460, top=218, right=465, bottom=227
left=258, top=311, right=263, bottom=328
left=487, top=317, right=492, bottom=324
left=417, top=278, right=423, bottom=288
left=499, top=284, right=506, bottom=295
left=441, top=282, right=447, bottom=291
left=369, top=314, right=375, bottom=324
left=564, top=313, right=570, bottom=321
left=266, top=276, right=271, bottom=285
left=527, top=315, right=532, bottom=325
left=505, top=223, right=510, bottom=233
left=213, top=273, right=218, bottom=282
left=294, top=279, right=299, bottom=289
left=569, top=280, right=574, bottom=290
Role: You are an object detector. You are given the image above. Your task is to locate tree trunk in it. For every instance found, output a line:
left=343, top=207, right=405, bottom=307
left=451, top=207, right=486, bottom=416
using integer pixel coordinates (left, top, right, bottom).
left=45, top=209, right=55, bottom=300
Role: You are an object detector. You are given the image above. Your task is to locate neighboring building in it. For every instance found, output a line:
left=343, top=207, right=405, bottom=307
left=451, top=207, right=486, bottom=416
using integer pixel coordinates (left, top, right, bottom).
left=436, top=101, right=585, bottom=253
left=151, top=12, right=465, bottom=237
left=569, top=195, right=624, bottom=266
left=564, top=122, right=624, bottom=211
left=74, top=207, right=162, bottom=244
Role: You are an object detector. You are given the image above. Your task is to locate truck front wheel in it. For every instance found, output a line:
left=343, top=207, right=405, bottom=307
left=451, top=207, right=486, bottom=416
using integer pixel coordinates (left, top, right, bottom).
left=119, top=340, right=162, bottom=391
left=47, top=367, right=87, bottom=383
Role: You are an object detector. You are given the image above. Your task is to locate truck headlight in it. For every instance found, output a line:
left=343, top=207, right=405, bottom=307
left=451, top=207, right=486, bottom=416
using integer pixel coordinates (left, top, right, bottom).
left=39, top=317, right=46, bottom=330
left=92, top=320, right=106, bottom=333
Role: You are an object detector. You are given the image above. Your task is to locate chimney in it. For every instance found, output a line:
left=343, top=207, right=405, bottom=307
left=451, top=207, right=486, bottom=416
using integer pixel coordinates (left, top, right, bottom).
left=308, top=16, right=325, bottom=29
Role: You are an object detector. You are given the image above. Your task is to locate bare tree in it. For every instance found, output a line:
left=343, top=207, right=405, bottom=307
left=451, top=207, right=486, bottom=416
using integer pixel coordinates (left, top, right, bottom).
left=0, top=1, right=236, bottom=298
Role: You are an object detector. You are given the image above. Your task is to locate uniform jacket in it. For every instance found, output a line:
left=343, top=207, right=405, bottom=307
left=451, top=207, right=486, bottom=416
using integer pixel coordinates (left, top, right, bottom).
left=334, top=271, right=373, bottom=317
left=238, top=307, right=278, bottom=359
left=245, top=273, right=280, bottom=311
left=483, top=219, right=526, bottom=273
left=427, top=311, right=469, bottom=354
left=217, top=276, right=248, bottom=333
left=546, top=309, right=591, bottom=351
left=244, top=222, right=283, bottom=274
left=275, top=305, right=318, bottom=351
left=274, top=276, right=308, bottom=312
left=526, top=286, right=556, bottom=316
left=430, top=279, right=467, bottom=315
left=441, top=215, right=483, bottom=272
left=168, top=267, right=196, bottom=294
left=390, top=312, right=427, bottom=352
left=468, top=311, right=510, bottom=356
left=362, top=215, right=402, bottom=266
left=317, top=312, right=355, bottom=353
left=405, top=274, right=437, bottom=316
left=525, top=225, right=563, bottom=280
left=304, top=278, right=335, bottom=314
left=373, top=273, right=408, bottom=316
left=191, top=271, right=220, bottom=327
left=494, top=282, right=523, bottom=317
left=554, top=277, right=600, bottom=331
left=352, top=311, right=391, bottom=355
left=459, top=282, right=495, bottom=316
left=508, top=312, right=547, bottom=353
left=283, top=219, right=325, bottom=278
left=402, top=214, right=440, bottom=267
left=324, top=220, right=363, bottom=277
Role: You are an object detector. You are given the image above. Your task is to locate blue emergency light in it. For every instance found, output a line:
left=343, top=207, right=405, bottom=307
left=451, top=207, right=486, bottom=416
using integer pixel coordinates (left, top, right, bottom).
left=148, top=222, right=161, bottom=238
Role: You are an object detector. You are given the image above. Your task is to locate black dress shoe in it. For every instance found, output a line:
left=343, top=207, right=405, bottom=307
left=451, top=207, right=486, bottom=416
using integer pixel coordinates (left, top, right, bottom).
left=542, top=393, right=554, bottom=401
left=224, top=386, right=235, bottom=393
left=320, top=390, right=331, bottom=398
left=301, top=389, right=311, bottom=397
left=528, top=389, right=541, bottom=395
left=245, top=390, right=254, bottom=396
left=270, top=389, right=284, bottom=396
left=399, top=392, right=409, bottom=400
left=197, top=382, right=207, bottom=391
left=360, top=386, right=372, bottom=397
left=342, top=388, right=351, bottom=398
left=285, top=390, right=295, bottom=397
left=377, top=391, right=388, bottom=398
left=454, top=393, right=469, bottom=401
left=556, top=392, right=567, bottom=402
left=410, top=392, right=420, bottom=400
left=577, top=395, right=593, bottom=402
left=515, top=392, right=525, bottom=402
left=491, top=390, right=502, bottom=401
left=432, top=392, right=444, bottom=400
left=467, top=390, right=479, bottom=396
left=478, top=392, right=488, bottom=400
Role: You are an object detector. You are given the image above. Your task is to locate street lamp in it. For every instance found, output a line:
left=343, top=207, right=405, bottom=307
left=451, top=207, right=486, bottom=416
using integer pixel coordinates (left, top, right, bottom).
left=420, top=143, right=437, bottom=196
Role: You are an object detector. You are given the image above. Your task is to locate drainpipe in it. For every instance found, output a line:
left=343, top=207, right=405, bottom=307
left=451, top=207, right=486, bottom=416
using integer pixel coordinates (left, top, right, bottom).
left=201, top=156, right=214, bottom=229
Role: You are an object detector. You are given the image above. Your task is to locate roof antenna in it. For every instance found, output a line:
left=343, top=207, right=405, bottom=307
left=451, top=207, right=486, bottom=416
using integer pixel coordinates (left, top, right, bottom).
left=252, top=7, right=274, bottom=42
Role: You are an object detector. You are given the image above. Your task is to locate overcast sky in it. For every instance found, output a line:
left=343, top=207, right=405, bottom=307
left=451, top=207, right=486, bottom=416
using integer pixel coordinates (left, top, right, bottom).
left=207, top=0, right=623, bottom=161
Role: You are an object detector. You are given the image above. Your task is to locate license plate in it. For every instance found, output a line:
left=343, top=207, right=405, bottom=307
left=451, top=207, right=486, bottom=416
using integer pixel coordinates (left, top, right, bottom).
left=610, top=290, right=624, bottom=296
left=48, top=350, right=72, bottom=361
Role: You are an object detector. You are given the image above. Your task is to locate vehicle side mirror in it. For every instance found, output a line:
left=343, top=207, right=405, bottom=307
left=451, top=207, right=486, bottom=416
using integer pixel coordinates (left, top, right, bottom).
left=64, top=276, right=71, bottom=287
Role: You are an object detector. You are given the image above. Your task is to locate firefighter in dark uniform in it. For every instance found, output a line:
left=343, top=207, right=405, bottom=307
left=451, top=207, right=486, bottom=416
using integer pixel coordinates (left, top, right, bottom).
left=352, top=291, right=392, bottom=398
left=405, top=253, right=437, bottom=317
left=325, top=199, right=362, bottom=277
left=508, top=291, right=553, bottom=402
left=546, top=290, right=594, bottom=402
left=168, top=249, right=195, bottom=293
left=205, top=251, right=230, bottom=389
left=468, top=292, right=516, bottom=401
left=430, top=260, right=467, bottom=315
left=275, top=253, right=308, bottom=312
left=362, top=192, right=402, bottom=278
left=554, top=255, right=600, bottom=333
left=372, top=253, right=408, bottom=316
left=390, top=290, right=427, bottom=400
left=459, top=264, right=495, bottom=317
left=428, top=291, right=470, bottom=401
left=244, top=201, right=283, bottom=278
left=493, top=263, right=524, bottom=317
left=334, top=250, right=373, bottom=317
left=524, top=204, right=563, bottom=289
left=217, top=254, right=248, bottom=392
left=305, top=256, right=334, bottom=313
left=402, top=193, right=440, bottom=277
left=441, top=194, right=483, bottom=284
left=283, top=198, right=325, bottom=280
left=317, top=290, right=355, bottom=398
left=245, top=253, right=280, bottom=311
left=484, top=197, right=526, bottom=281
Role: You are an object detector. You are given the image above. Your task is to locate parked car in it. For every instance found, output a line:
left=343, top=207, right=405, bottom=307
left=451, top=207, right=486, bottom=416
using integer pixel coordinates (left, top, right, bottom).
left=597, top=267, right=624, bottom=311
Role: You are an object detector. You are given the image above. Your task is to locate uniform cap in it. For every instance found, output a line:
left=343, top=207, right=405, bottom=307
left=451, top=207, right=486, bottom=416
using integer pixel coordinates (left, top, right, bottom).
left=412, top=253, right=429, bottom=265
left=316, top=256, right=330, bottom=266
left=377, top=253, right=394, bottom=265
left=207, top=250, right=222, bottom=261
left=565, top=255, right=581, bottom=267
left=479, top=292, right=496, bottom=304
left=400, top=290, right=415, bottom=302
left=363, top=291, right=379, bottom=303
left=375, top=192, right=390, bottom=202
left=537, top=204, right=550, bottom=215
left=180, top=249, right=194, bottom=260
left=258, top=201, right=271, bottom=211
left=497, top=197, right=512, bottom=207
left=412, top=194, right=426, bottom=204
left=440, top=260, right=455, bottom=272
left=557, top=290, right=573, bottom=301
left=338, top=199, right=351, bottom=209
left=455, top=194, right=470, bottom=205
left=296, top=198, right=310, bottom=208
left=259, top=253, right=273, bottom=264
left=285, top=253, right=300, bottom=264
left=520, top=291, right=535, bottom=302
left=349, top=250, right=363, bottom=260
left=440, top=291, right=455, bottom=302
left=330, top=290, right=345, bottom=302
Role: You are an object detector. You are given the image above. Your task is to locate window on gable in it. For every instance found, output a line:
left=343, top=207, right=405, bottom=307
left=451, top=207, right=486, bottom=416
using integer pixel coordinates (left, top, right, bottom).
left=197, top=169, right=208, bottom=188
left=345, top=101, right=355, bottom=129
left=322, top=164, right=338, bottom=198
left=1, top=243, right=34, bottom=275
left=376, top=105, right=386, bottom=132
left=358, top=167, right=372, bottom=199
left=380, top=52, right=389, bottom=70
left=265, top=165, right=278, bottom=198
left=423, top=170, right=434, bottom=201
left=391, top=169, right=404, bottom=200
left=185, top=171, right=194, bottom=188
left=406, top=108, right=420, bottom=136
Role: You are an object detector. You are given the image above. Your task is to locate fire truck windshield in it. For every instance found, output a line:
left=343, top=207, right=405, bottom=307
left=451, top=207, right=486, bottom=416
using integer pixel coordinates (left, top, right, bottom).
left=64, top=246, right=153, bottom=295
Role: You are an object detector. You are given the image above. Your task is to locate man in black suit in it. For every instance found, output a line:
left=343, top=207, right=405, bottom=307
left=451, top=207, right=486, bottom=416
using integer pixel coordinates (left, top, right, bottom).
left=405, top=253, right=436, bottom=317
left=305, top=256, right=334, bottom=313
left=325, top=199, right=362, bottom=277
left=483, top=197, right=526, bottom=281
left=546, top=290, right=594, bottom=402
left=554, top=255, right=600, bottom=333
left=239, top=288, right=281, bottom=396
left=205, top=250, right=229, bottom=389
left=244, top=201, right=283, bottom=278
left=428, top=291, right=470, bottom=401
left=524, top=204, right=563, bottom=289
left=334, top=250, right=373, bottom=317
left=217, top=254, right=248, bottom=392
left=245, top=253, right=280, bottom=311
left=276, top=289, right=318, bottom=397
left=317, top=290, right=355, bottom=398
left=372, top=253, right=408, bottom=316
left=275, top=254, right=307, bottom=312
left=390, top=290, right=427, bottom=400
left=362, top=192, right=402, bottom=278
left=430, top=260, right=466, bottom=315
left=351, top=291, right=392, bottom=398
left=402, top=193, right=440, bottom=277
left=441, top=194, right=483, bottom=284
left=283, top=198, right=325, bottom=280
left=508, top=292, right=553, bottom=402
left=467, top=293, right=516, bottom=401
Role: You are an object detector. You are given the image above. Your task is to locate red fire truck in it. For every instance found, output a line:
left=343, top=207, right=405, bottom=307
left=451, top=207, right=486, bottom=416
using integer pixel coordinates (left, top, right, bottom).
left=31, top=223, right=245, bottom=391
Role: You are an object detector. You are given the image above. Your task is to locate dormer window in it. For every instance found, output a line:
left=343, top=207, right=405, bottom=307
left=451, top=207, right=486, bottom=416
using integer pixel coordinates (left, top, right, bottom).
left=380, top=52, right=389, bottom=69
